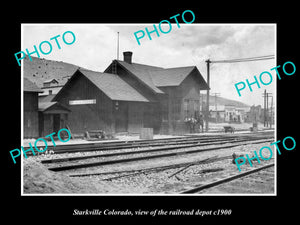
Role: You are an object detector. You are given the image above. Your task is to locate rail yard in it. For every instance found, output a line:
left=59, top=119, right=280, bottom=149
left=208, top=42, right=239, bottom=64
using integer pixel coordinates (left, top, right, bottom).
left=23, top=130, right=275, bottom=194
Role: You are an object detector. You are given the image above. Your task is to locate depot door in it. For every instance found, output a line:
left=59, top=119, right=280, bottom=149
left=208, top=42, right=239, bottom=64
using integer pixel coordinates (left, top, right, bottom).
left=53, top=114, right=60, bottom=133
left=115, top=102, right=128, bottom=133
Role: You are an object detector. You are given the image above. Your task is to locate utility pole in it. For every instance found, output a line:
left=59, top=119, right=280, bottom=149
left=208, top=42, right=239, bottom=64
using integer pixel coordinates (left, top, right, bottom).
left=263, top=90, right=266, bottom=127
left=267, top=93, right=273, bottom=128
left=205, top=59, right=211, bottom=132
left=262, top=90, right=272, bottom=128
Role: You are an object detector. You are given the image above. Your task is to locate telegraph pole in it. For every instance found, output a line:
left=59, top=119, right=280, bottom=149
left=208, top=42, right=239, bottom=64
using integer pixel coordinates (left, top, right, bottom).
left=267, top=93, right=273, bottom=128
left=263, top=90, right=266, bottom=127
left=270, top=95, right=273, bottom=128
left=205, top=59, right=211, bottom=132
left=262, top=90, right=272, bottom=127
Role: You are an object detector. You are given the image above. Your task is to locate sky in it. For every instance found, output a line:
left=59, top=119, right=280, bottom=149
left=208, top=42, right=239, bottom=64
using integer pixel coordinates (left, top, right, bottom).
left=22, top=23, right=276, bottom=106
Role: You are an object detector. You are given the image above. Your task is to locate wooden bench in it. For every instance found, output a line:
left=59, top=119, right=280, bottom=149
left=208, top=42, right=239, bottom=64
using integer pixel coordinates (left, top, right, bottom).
left=224, top=126, right=235, bottom=133
left=86, top=130, right=106, bottom=139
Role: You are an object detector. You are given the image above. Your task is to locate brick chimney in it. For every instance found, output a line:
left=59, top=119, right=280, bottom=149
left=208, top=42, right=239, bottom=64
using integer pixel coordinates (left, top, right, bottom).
left=123, top=51, right=133, bottom=64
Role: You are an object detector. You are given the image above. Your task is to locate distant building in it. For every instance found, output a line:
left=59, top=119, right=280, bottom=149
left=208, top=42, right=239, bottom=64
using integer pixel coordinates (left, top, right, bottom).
left=245, top=105, right=263, bottom=123
left=209, top=105, right=248, bottom=123
left=225, top=106, right=247, bottom=123
left=43, top=78, right=59, bottom=87
left=209, top=105, right=226, bottom=122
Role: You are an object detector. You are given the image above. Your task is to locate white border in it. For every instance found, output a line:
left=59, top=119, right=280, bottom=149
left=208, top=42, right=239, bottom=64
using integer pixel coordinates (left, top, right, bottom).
left=21, top=23, right=277, bottom=196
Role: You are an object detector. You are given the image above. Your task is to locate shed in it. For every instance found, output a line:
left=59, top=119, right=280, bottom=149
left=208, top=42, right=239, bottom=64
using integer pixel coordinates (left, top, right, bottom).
left=38, top=101, right=71, bottom=136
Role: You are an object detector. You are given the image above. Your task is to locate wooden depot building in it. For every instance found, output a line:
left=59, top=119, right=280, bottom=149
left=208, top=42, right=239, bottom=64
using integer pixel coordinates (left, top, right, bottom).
left=53, top=51, right=209, bottom=136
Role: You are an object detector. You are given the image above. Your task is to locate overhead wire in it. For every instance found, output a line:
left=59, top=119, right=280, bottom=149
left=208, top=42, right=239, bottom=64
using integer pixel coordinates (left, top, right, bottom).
left=210, top=55, right=275, bottom=63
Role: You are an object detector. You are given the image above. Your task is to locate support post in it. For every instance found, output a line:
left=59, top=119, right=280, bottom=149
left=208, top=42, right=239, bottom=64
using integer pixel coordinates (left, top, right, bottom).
left=205, top=59, right=211, bottom=132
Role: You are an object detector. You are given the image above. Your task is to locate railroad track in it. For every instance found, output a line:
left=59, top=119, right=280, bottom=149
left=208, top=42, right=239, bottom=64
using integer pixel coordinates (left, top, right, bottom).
left=179, top=163, right=275, bottom=194
left=42, top=135, right=273, bottom=163
left=69, top=155, right=231, bottom=179
left=26, top=130, right=274, bottom=155
left=67, top=154, right=274, bottom=194
left=44, top=136, right=274, bottom=172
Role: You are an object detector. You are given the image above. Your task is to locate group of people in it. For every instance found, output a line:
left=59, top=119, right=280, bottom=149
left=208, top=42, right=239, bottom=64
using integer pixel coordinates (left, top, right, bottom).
left=184, top=113, right=204, bottom=133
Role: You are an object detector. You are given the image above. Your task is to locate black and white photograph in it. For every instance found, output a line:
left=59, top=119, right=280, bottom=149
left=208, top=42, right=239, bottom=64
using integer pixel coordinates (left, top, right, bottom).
left=21, top=23, right=276, bottom=195
left=4, top=6, right=298, bottom=223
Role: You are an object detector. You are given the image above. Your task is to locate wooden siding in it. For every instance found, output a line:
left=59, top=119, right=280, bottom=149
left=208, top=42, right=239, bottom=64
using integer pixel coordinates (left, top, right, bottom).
left=128, top=102, right=143, bottom=133
left=52, top=67, right=203, bottom=135
left=24, top=92, right=39, bottom=138
left=159, top=70, right=201, bottom=134
left=113, top=101, right=128, bottom=133
left=55, top=73, right=114, bottom=135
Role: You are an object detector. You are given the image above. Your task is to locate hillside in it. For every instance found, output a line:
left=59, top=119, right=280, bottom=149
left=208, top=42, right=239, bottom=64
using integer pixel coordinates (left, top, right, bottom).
left=23, top=56, right=81, bottom=87
left=201, top=94, right=250, bottom=108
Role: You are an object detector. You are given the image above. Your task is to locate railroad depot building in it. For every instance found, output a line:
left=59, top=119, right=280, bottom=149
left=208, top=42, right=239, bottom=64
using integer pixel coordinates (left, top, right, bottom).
left=23, top=52, right=209, bottom=137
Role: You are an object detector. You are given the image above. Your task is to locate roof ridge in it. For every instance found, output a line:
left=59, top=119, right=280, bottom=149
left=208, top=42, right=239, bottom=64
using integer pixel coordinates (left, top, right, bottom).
left=116, top=60, right=164, bottom=70
left=163, top=65, right=196, bottom=70
left=76, top=67, right=151, bottom=102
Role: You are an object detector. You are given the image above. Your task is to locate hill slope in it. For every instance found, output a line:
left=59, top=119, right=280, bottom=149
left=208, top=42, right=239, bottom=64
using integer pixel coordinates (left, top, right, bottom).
left=23, top=56, right=80, bottom=87
left=201, top=94, right=250, bottom=108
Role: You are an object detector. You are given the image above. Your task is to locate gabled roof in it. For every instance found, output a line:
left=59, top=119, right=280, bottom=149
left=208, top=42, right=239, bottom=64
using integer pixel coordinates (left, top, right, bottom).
left=24, top=78, right=43, bottom=92
left=116, top=60, right=164, bottom=94
left=79, top=69, right=151, bottom=102
left=55, top=69, right=151, bottom=103
left=39, top=94, right=56, bottom=103
left=43, top=78, right=59, bottom=84
left=148, top=66, right=196, bottom=87
left=110, top=60, right=209, bottom=93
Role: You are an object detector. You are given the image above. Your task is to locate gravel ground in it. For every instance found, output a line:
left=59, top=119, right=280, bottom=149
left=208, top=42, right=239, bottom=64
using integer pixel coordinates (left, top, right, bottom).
left=23, top=140, right=276, bottom=194
left=23, top=157, right=147, bottom=194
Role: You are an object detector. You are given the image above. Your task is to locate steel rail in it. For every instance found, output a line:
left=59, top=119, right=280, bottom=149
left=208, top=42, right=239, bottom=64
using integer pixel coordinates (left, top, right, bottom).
left=33, top=135, right=239, bottom=153
left=179, top=163, right=275, bottom=194
left=69, top=155, right=226, bottom=178
left=42, top=136, right=273, bottom=164
left=47, top=138, right=273, bottom=172
left=24, top=135, right=232, bottom=155
left=25, top=130, right=275, bottom=154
